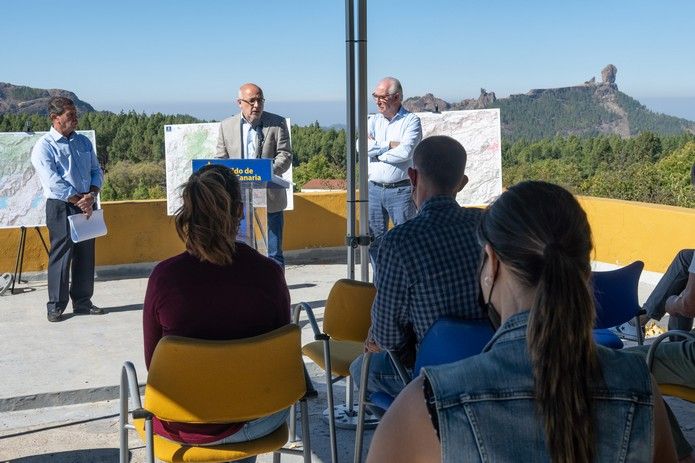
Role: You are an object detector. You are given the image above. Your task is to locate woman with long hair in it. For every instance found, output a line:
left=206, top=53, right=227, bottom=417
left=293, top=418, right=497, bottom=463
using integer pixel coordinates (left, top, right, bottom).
left=142, top=164, right=290, bottom=462
left=367, top=181, right=676, bottom=462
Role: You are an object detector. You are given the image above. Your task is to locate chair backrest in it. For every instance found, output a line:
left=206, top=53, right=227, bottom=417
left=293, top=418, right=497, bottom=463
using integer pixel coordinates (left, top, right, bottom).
left=144, top=324, right=305, bottom=424
left=414, top=318, right=495, bottom=376
left=592, top=261, right=644, bottom=329
left=323, top=278, right=376, bottom=342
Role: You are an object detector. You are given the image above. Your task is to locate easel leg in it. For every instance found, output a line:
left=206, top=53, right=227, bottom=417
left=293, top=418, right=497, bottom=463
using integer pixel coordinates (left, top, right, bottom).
left=11, top=227, right=27, bottom=294
left=34, top=227, right=49, bottom=255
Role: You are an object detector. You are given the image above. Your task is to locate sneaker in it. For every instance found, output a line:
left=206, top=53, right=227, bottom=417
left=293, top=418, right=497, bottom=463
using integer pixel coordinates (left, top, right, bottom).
left=47, top=308, right=65, bottom=322
left=611, top=321, right=644, bottom=342
left=73, top=304, right=104, bottom=315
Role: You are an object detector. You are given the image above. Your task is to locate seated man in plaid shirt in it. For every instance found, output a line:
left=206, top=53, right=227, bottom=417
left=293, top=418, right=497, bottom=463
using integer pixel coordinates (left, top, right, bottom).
left=350, top=136, right=485, bottom=403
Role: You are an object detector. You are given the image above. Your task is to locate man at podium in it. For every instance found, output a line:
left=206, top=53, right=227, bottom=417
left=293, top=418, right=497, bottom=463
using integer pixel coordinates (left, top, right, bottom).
left=216, top=83, right=292, bottom=268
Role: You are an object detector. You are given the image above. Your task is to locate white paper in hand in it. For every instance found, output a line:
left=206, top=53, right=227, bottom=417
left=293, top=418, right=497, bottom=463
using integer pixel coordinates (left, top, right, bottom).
left=67, top=209, right=108, bottom=243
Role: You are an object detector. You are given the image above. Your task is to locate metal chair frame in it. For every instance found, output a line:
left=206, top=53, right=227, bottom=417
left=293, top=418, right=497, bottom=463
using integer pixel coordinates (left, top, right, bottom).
left=296, top=278, right=376, bottom=463
left=118, top=328, right=312, bottom=463
left=646, top=330, right=695, bottom=403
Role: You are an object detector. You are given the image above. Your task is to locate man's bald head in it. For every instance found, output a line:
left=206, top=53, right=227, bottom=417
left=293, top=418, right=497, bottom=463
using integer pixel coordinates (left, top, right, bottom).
left=237, top=83, right=265, bottom=124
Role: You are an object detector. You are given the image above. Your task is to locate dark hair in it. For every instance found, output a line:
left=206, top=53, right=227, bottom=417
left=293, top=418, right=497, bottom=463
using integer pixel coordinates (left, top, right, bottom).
left=413, top=135, right=467, bottom=192
left=175, top=165, right=242, bottom=265
left=48, top=97, right=75, bottom=118
left=478, top=180, right=599, bottom=462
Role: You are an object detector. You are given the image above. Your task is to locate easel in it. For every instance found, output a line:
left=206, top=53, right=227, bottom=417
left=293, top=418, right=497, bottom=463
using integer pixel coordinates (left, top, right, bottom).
left=11, top=226, right=49, bottom=294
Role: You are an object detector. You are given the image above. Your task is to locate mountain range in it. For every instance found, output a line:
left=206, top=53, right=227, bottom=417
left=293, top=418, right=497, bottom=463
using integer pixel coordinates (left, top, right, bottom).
left=2, top=65, right=695, bottom=141
left=403, top=65, right=695, bottom=140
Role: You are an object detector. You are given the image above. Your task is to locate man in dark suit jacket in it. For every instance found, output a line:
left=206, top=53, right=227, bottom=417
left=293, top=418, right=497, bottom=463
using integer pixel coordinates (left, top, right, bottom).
left=216, top=83, right=292, bottom=267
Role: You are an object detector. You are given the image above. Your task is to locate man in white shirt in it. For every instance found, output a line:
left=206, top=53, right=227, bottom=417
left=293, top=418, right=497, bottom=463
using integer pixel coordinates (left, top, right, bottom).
left=367, top=77, right=422, bottom=246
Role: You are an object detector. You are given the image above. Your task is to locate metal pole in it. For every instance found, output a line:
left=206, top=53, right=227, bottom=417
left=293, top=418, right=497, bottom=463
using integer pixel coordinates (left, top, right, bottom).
left=345, top=0, right=356, bottom=280
left=357, top=0, right=370, bottom=282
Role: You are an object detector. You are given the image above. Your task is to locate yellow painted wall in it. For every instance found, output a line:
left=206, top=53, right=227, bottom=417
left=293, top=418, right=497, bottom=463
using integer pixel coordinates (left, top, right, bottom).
left=1, top=193, right=692, bottom=274
left=578, top=196, right=695, bottom=272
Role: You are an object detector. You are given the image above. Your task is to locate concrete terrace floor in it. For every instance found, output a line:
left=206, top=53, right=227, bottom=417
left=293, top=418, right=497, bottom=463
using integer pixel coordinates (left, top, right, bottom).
left=0, top=249, right=693, bottom=462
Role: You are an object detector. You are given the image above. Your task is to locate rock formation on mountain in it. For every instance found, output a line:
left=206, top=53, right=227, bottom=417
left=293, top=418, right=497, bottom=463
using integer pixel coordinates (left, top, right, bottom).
left=0, top=83, right=95, bottom=115
left=402, top=93, right=451, bottom=113
left=602, top=64, right=617, bottom=85
left=402, top=65, right=694, bottom=139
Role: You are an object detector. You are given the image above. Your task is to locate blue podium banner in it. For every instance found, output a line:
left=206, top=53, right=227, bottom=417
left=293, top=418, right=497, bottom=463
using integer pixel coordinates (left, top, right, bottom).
left=192, top=159, right=272, bottom=183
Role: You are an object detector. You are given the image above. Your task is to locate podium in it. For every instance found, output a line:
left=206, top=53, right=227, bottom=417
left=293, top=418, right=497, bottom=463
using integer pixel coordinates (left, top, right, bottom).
left=192, top=159, right=290, bottom=257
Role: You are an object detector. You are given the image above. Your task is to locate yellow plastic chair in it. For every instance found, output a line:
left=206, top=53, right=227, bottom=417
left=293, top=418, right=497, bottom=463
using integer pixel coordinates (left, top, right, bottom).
left=298, top=278, right=376, bottom=463
left=118, top=324, right=311, bottom=463
left=647, top=330, right=695, bottom=403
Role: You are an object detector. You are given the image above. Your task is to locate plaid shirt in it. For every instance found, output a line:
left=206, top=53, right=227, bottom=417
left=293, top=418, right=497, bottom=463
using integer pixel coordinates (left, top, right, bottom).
left=370, top=196, right=485, bottom=354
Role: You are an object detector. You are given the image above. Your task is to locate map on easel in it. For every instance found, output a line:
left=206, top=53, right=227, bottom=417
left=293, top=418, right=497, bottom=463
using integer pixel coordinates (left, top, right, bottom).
left=0, top=131, right=97, bottom=228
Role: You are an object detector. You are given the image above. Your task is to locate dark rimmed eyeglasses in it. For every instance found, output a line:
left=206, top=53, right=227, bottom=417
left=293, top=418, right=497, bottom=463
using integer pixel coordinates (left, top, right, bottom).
left=239, top=97, right=265, bottom=106
left=372, top=93, right=398, bottom=102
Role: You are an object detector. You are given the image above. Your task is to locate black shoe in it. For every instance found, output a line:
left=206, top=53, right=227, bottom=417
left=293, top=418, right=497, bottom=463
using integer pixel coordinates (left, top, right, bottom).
left=47, top=308, right=65, bottom=322
left=73, top=304, right=104, bottom=315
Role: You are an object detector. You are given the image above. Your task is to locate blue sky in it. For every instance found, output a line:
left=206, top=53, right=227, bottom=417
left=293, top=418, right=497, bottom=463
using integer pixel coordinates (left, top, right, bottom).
left=2, top=0, right=694, bottom=124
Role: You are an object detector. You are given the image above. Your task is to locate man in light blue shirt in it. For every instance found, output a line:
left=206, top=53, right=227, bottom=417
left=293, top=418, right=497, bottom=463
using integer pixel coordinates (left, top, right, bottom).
left=31, top=97, right=103, bottom=322
left=367, top=77, right=422, bottom=245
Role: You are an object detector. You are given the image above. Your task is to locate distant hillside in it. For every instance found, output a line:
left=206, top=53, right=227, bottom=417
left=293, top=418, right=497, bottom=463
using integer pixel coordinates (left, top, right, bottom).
left=0, top=82, right=95, bottom=115
left=404, top=65, right=695, bottom=141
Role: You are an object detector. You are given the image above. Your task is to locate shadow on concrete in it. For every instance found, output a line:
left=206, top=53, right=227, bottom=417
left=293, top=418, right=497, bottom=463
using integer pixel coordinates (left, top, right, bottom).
left=7, top=287, right=37, bottom=295
left=95, top=263, right=155, bottom=282
left=9, top=448, right=122, bottom=462
left=288, top=283, right=317, bottom=290
left=103, top=304, right=143, bottom=314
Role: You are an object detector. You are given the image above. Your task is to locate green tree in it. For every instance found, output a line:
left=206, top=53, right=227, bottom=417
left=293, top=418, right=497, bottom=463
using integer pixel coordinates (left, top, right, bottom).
left=100, top=160, right=166, bottom=200
left=293, top=154, right=345, bottom=191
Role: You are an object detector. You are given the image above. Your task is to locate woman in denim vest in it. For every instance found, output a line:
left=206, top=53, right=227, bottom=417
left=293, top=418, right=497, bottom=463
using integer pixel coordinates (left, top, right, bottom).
left=367, top=181, right=676, bottom=462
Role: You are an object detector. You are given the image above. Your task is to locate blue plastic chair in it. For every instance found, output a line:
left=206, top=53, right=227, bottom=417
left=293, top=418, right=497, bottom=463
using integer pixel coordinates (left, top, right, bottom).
left=413, top=318, right=496, bottom=376
left=367, top=318, right=496, bottom=410
left=353, top=318, right=495, bottom=463
left=591, top=261, right=645, bottom=348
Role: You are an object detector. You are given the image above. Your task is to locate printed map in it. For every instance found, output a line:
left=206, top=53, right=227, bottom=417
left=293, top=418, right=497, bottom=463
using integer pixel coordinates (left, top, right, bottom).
left=417, top=109, right=502, bottom=206
left=0, top=131, right=97, bottom=228
left=164, top=122, right=294, bottom=215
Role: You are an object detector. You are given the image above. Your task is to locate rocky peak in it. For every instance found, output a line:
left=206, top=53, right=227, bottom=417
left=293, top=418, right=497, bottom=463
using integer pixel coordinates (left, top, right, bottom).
left=0, top=82, right=95, bottom=115
left=402, top=93, right=451, bottom=113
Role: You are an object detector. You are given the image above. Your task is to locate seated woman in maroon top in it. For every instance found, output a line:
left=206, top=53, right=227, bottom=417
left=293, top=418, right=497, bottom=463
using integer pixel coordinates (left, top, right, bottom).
left=142, top=165, right=290, bottom=457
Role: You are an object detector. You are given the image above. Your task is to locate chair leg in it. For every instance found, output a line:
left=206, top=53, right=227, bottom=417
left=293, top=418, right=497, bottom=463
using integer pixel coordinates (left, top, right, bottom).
left=635, top=313, right=644, bottom=346
left=300, top=399, right=312, bottom=463
left=273, top=451, right=282, bottom=463
left=323, top=340, right=339, bottom=463
left=354, top=352, right=372, bottom=463
left=144, top=416, right=155, bottom=463
left=346, top=375, right=354, bottom=414
left=119, top=370, right=129, bottom=463
left=289, top=401, right=297, bottom=442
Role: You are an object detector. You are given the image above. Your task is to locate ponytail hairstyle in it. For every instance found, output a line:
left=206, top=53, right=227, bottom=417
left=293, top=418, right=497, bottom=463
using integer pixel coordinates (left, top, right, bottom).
left=478, top=181, right=599, bottom=462
left=175, top=164, right=242, bottom=266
